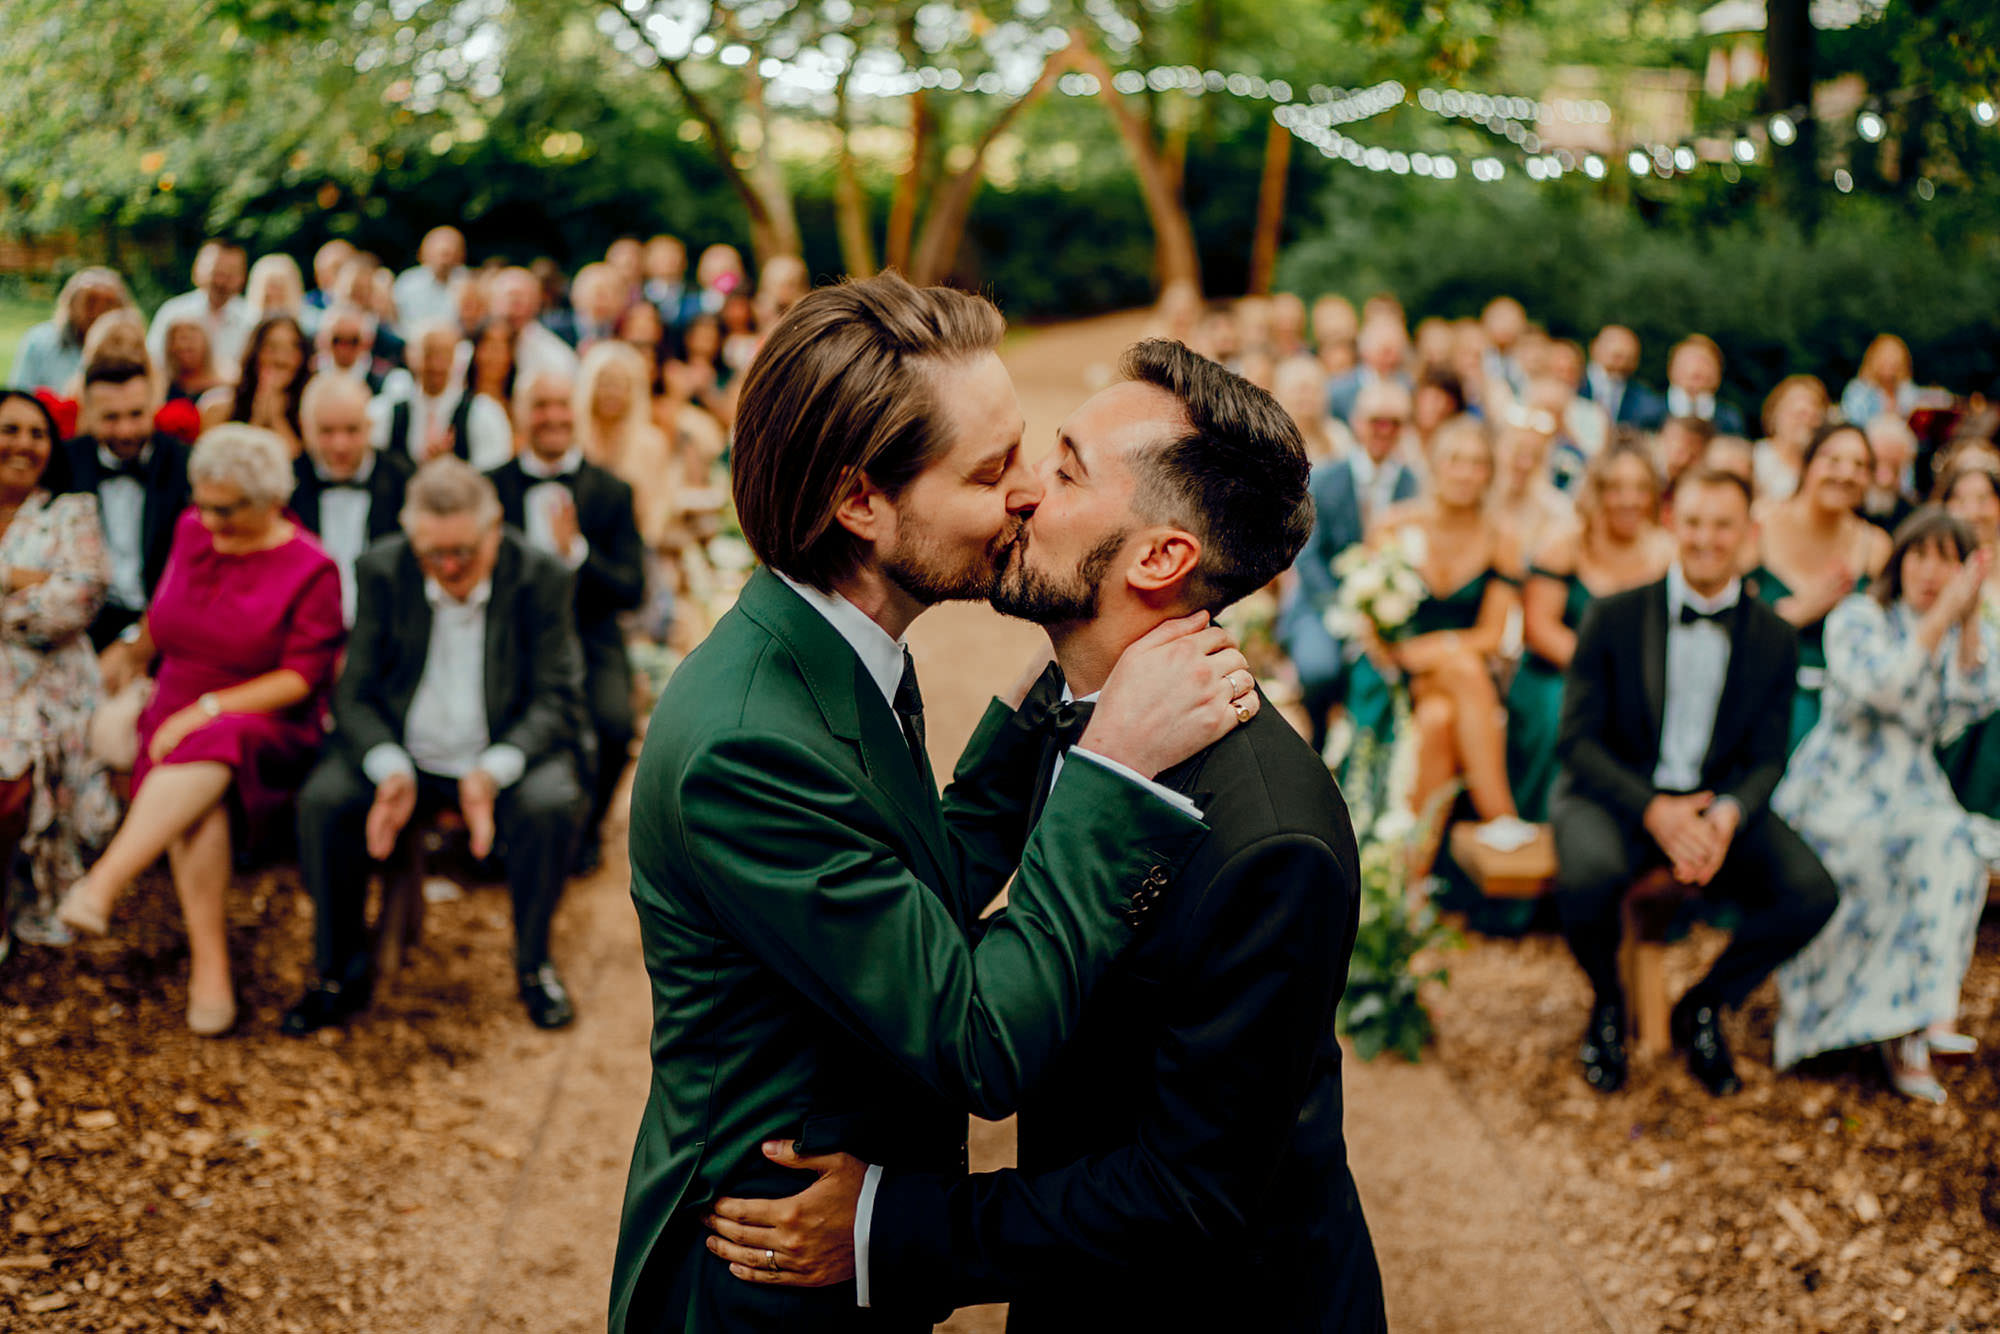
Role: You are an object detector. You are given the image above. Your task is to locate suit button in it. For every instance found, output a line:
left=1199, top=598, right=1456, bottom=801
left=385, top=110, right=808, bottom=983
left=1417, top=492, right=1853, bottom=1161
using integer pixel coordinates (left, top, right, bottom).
left=1143, top=866, right=1170, bottom=889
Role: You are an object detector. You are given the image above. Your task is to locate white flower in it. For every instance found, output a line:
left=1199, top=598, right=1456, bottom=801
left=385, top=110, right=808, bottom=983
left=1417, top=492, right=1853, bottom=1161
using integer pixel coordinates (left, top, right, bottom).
left=706, top=535, right=756, bottom=572
left=1373, top=590, right=1417, bottom=629
left=1397, top=525, right=1430, bottom=569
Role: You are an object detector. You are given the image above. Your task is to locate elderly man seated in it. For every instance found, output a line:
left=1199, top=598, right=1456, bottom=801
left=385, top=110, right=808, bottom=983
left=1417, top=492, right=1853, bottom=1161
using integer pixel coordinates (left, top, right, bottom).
left=292, top=373, right=412, bottom=625
left=282, top=457, right=590, bottom=1034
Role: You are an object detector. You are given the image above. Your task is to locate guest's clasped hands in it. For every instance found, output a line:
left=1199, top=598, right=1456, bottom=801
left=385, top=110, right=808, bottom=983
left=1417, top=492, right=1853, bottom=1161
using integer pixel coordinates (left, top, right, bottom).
left=1644, top=790, right=1740, bottom=887
left=364, top=769, right=499, bottom=861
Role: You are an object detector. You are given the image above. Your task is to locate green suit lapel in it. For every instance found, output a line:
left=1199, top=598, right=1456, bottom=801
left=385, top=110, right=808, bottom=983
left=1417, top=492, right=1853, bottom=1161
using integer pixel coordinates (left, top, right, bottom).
left=735, top=568, right=953, bottom=881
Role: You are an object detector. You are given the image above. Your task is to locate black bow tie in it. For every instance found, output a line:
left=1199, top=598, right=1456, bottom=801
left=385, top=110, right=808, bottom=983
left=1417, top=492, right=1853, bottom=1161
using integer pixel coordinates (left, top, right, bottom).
left=99, top=460, right=147, bottom=483
left=320, top=476, right=370, bottom=492
left=1679, top=602, right=1734, bottom=628
left=1019, top=662, right=1095, bottom=752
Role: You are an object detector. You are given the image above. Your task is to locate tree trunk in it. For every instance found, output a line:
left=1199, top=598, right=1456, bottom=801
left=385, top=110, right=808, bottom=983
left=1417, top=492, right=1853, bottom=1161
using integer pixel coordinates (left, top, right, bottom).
left=1764, top=0, right=1819, bottom=226
left=1246, top=115, right=1291, bottom=295
left=884, top=14, right=932, bottom=274
left=908, top=48, right=1074, bottom=286
left=740, top=57, right=803, bottom=262
left=833, top=76, right=877, bottom=277
left=1069, top=37, right=1201, bottom=294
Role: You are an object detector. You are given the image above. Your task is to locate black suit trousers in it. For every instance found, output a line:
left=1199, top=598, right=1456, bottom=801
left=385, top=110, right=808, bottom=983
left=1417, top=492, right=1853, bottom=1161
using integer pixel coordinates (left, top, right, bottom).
left=297, top=753, right=586, bottom=978
left=1549, top=778, right=1838, bottom=1010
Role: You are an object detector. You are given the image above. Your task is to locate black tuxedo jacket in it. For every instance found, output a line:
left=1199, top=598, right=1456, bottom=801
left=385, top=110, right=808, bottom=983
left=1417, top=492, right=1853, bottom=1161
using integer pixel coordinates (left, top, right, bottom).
left=869, top=695, right=1386, bottom=1333
left=1557, top=578, right=1798, bottom=825
left=330, top=531, right=585, bottom=775
left=66, top=432, right=191, bottom=600
left=486, top=458, right=645, bottom=656
left=289, top=452, right=413, bottom=544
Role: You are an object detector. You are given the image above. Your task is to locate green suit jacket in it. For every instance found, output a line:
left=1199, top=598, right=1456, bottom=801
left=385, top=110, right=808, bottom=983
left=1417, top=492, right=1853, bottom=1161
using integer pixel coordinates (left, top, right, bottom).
left=609, top=568, right=1206, bottom=1332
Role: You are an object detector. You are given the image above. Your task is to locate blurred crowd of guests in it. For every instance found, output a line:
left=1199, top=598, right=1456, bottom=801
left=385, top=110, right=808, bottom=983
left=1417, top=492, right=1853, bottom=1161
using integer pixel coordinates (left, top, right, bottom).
left=1162, top=285, right=2000, bottom=1104
left=2, top=228, right=803, bottom=1034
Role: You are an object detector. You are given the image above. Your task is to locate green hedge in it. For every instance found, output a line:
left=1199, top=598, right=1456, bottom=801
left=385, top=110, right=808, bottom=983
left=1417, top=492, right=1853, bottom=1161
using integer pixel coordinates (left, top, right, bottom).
left=1275, top=175, right=2000, bottom=408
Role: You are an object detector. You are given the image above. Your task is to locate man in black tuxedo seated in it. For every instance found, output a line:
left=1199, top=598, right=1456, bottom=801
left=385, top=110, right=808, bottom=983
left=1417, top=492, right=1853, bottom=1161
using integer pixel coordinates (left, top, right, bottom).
left=282, top=458, right=590, bottom=1034
left=292, top=373, right=413, bottom=626
left=487, top=368, right=645, bottom=873
left=66, top=359, right=192, bottom=650
left=1552, top=468, right=1838, bottom=1096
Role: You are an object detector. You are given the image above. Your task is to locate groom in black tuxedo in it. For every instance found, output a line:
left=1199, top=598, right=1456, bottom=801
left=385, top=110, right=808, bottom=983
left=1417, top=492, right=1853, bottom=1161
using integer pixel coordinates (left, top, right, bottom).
left=1552, top=469, right=1838, bottom=1096
left=705, top=341, right=1386, bottom=1332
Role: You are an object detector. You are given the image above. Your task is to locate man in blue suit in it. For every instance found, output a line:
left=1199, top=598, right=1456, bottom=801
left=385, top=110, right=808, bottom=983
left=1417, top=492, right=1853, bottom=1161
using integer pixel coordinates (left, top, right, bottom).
left=1325, top=319, right=1414, bottom=427
left=1661, top=334, right=1746, bottom=437
left=1580, top=325, right=1665, bottom=431
left=1277, top=379, right=1422, bottom=750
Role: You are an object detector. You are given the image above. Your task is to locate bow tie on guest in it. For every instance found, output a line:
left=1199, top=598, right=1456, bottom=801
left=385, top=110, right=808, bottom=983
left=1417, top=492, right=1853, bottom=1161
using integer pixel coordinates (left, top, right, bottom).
left=319, top=476, right=371, bottom=492
left=98, top=460, right=147, bottom=483
left=1018, top=661, right=1095, bottom=751
left=1679, top=603, right=1735, bottom=628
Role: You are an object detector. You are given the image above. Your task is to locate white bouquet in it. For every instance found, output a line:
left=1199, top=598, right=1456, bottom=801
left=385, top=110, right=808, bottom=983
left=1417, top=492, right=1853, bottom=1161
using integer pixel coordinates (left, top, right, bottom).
left=1325, top=526, right=1430, bottom=643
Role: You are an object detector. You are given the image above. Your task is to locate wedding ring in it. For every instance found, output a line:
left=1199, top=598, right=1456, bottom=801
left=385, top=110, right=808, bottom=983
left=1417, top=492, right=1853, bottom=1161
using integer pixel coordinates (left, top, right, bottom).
left=1227, top=668, right=1253, bottom=697
left=1233, top=700, right=1252, bottom=724
left=765, top=1248, right=778, bottom=1271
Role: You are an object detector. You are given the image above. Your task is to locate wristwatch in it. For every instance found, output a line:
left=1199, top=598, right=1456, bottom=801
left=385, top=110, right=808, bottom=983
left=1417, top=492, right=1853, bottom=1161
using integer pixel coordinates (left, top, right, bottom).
left=198, top=693, right=222, bottom=719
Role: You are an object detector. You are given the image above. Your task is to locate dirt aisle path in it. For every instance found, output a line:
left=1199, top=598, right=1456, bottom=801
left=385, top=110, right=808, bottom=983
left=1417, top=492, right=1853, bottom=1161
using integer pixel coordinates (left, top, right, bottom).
left=411, top=311, right=1609, bottom=1333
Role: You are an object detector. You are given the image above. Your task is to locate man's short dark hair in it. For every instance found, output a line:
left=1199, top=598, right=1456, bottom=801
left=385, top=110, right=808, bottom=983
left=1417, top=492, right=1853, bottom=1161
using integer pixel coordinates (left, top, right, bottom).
left=731, top=271, right=1005, bottom=590
left=83, top=359, right=150, bottom=392
left=1673, top=465, right=1754, bottom=510
left=1118, top=339, right=1313, bottom=614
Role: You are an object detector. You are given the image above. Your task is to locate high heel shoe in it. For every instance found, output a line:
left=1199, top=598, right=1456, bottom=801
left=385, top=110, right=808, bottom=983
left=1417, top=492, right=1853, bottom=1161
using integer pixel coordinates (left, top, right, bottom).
left=54, top=881, right=111, bottom=937
left=187, top=994, right=237, bottom=1037
left=1881, top=1036, right=1947, bottom=1105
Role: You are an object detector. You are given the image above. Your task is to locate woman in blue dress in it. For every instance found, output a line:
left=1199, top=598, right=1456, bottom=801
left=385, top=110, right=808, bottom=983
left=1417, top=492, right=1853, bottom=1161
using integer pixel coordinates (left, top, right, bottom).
left=1507, top=440, right=1674, bottom=822
left=1748, top=423, right=1892, bottom=751
left=1771, top=508, right=2000, bottom=1103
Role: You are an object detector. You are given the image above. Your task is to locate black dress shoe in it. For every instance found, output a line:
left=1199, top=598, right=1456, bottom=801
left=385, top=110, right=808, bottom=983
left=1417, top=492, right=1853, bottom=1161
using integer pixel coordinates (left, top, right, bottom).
left=280, top=975, right=374, bottom=1036
left=1578, top=1000, right=1629, bottom=1093
left=519, top=964, right=575, bottom=1030
left=1671, top=994, right=1742, bottom=1096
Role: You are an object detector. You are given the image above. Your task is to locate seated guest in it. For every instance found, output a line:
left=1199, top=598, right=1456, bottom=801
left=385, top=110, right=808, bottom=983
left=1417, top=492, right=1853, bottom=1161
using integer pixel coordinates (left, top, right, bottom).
left=313, top=304, right=389, bottom=393
left=1749, top=423, right=1892, bottom=749
left=1508, top=441, right=1674, bottom=823
left=57, top=426, right=345, bottom=1036
left=1411, top=368, right=1466, bottom=460
left=642, top=234, right=698, bottom=329
left=1491, top=398, right=1573, bottom=560
left=1327, top=317, right=1412, bottom=425
left=1662, top=334, right=1745, bottom=436
left=392, top=226, right=468, bottom=334
left=490, top=369, right=644, bottom=871
left=617, top=299, right=666, bottom=376
left=717, top=290, right=761, bottom=381
left=283, top=458, right=588, bottom=1033
left=754, top=253, right=809, bottom=328
left=0, top=391, right=117, bottom=953
left=1268, top=290, right=1309, bottom=360
left=1554, top=469, right=1837, bottom=1096
left=1751, top=374, right=1831, bottom=502
left=1772, top=509, right=2000, bottom=1101
left=491, top=266, right=579, bottom=383
left=1271, top=355, right=1347, bottom=464
left=66, top=360, right=192, bottom=649
left=294, top=374, right=412, bottom=625
left=1936, top=458, right=2000, bottom=820
left=199, top=315, right=310, bottom=456
left=1581, top=324, right=1662, bottom=430
left=1861, top=413, right=1920, bottom=534
left=145, top=240, right=253, bottom=378
left=1277, top=379, right=1421, bottom=750
left=1840, top=333, right=1920, bottom=430
left=1312, top=293, right=1359, bottom=377
left=1542, top=343, right=1610, bottom=463
left=303, top=239, right=355, bottom=324
left=567, top=263, right=626, bottom=352
left=664, top=313, right=732, bottom=425
left=161, top=316, right=226, bottom=404
left=1352, top=417, right=1521, bottom=836
left=372, top=320, right=513, bottom=469
left=245, top=254, right=307, bottom=325
left=9, top=268, right=133, bottom=393
left=1654, top=415, right=1718, bottom=522
left=574, top=341, right=673, bottom=546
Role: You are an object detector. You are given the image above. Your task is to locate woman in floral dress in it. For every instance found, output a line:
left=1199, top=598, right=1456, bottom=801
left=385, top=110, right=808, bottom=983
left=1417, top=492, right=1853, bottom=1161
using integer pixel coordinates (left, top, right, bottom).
left=0, top=389, right=117, bottom=956
left=1771, top=507, right=2000, bottom=1103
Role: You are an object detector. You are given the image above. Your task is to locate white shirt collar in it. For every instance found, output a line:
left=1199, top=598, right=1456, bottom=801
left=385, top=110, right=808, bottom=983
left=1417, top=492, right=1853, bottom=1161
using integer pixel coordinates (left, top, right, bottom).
left=315, top=452, right=376, bottom=486
left=520, top=446, right=583, bottom=480
left=424, top=576, right=493, bottom=610
left=1666, top=563, right=1740, bottom=617
left=97, top=441, right=154, bottom=472
left=775, top=572, right=908, bottom=708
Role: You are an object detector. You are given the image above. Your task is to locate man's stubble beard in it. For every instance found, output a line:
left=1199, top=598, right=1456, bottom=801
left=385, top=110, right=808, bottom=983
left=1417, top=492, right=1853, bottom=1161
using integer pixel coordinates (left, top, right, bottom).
left=989, top=528, right=1128, bottom=627
left=880, top=511, right=1022, bottom=608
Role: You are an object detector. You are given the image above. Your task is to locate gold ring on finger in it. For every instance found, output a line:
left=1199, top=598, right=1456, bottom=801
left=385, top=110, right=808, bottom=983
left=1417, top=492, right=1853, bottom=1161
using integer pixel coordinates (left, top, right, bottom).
left=1233, top=700, right=1252, bottom=724
left=765, top=1249, right=778, bottom=1272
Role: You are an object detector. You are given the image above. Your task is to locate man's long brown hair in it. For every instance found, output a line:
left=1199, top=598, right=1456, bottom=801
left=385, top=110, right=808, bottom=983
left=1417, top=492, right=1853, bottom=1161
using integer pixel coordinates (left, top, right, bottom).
left=730, top=271, right=1004, bottom=590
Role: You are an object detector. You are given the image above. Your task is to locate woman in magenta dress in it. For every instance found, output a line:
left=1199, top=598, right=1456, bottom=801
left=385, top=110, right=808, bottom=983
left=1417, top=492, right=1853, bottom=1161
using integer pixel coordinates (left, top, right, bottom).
left=59, top=423, right=344, bottom=1035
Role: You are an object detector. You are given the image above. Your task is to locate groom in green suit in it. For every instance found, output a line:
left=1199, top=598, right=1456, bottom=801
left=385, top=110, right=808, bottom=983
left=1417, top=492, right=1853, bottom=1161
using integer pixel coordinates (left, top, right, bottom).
left=610, top=274, right=1263, bottom=1331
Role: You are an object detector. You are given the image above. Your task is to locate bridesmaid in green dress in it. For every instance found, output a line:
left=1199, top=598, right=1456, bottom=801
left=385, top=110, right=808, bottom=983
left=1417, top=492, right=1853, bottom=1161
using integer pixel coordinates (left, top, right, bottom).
left=1506, top=440, right=1675, bottom=822
left=1746, top=423, right=1891, bottom=751
left=1938, top=459, right=2000, bottom=817
left=1344, top=417, right=1522, bottom=868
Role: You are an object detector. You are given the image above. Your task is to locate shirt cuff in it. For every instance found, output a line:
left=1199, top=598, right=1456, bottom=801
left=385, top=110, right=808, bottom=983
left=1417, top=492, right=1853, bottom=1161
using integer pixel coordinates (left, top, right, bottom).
left=562, top=534, right=590, bottom=571
left=853, top=1162, right=883, bottom=1308
left=361, top=743, right=416, bottom=786
left=476, top=744, right=528, bottom=789
left=1071, top=747, right=1207, bottom=820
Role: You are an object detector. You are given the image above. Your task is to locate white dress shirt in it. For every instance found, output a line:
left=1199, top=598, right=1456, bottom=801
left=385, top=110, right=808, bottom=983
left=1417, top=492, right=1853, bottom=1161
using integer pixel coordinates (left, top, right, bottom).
left=1345, top=450, right=1407, bottom=530
left=146, top=290, right=256, bottom=378
left=95, top=443, right=152, bottom=611
left=1665, top=385, right=1718, bottom=423
left=314, top=453, right=377, bottom=627
left=391, top=265, right=465, bottom=332
left=367, top=385, right=514, bottom=471
left=361, top=577, right=527, bottom=790
left=776, top=572, right=1209, bottom=1308
left=1586, top=363, right=1626, bottom=424
left=519, top=447, right=591, bottom=570
left=1653, top=564, right=1739, bottom=793
left=515, top=321, right=579, bottom=384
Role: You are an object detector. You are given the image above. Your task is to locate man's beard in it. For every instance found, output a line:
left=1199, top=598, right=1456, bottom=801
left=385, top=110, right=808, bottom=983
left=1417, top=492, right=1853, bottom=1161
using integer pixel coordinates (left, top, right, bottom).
left=880, top=512, right=1021, bottom=607
left=989, top=528, right=1127, bottom=626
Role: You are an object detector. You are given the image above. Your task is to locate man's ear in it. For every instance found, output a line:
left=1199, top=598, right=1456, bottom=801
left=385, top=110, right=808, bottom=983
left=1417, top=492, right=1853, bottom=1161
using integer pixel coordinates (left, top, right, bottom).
left=1127, top=527, right=1201, bottom=598
left=831, top=468, right=892, bottom=543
